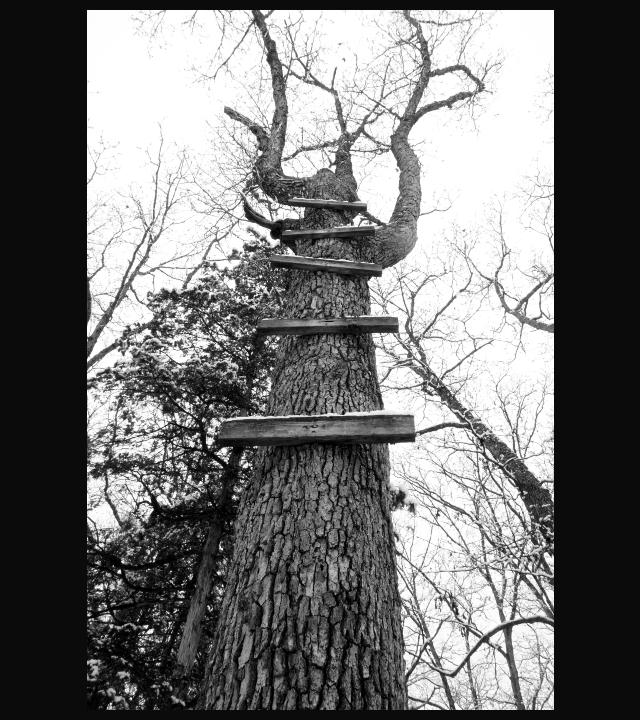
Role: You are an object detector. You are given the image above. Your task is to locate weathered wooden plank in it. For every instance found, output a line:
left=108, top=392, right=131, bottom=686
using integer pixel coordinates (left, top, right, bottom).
left=281, top=225, right=378, bottom=241
left=218, top=411, right=415, bottom=446
left=288, top=197, right=367, bottom=211
left=269, top=254, right=383, bottom=277
left=257, top=316, right=398, bottom=336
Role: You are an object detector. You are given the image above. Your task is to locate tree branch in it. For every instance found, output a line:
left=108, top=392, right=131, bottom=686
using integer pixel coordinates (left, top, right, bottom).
left=416, top=422, right=469, bottom=435
left=426, top=616, right=553, bottom=678
left=494, top=276, right=555, bottom=333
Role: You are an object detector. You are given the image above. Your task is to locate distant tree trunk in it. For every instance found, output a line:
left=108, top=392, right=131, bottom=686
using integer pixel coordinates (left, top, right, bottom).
left=463, top=635, right=481, bottom=710
left=418, top=364, right=554, bottom=547
left=175, top=524, right=224, bottom=675
left=199, top=174, right=407, bottom=710
left=427, top=637, right=457, bottom=710
left=172, top=448, right=243, bottom=699
left=502, top=623, right=526, bottom=711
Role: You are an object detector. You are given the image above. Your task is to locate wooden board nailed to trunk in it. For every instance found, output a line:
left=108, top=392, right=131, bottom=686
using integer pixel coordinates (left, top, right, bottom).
left=257, top=316, right=398, bottom=336
left=287, top=197, right=367, bottom=211
left=281, top=225, right=377, bottom=241
left=218, top=411, right=416, bottom=446
left=269, top=254, right=382, bottom=277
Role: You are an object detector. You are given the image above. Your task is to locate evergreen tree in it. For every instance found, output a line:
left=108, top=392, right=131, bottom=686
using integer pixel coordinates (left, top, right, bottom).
left=87, top=236, right=282, bottom=709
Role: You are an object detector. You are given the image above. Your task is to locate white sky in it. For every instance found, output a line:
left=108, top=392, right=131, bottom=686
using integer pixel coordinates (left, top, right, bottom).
left=87, top=10, right=553, bottom=226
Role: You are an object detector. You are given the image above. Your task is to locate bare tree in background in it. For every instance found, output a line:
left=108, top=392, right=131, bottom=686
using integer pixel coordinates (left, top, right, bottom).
left=395, top=429, right=553, bottom=709
left=370, top=162, right=553, bottom=707
left=462, top=67, right=554, bottom=338
left=87, top=130, right=242, bottom=372
left=374, top=253, right=554, bottom=549
left=474, top=175, right=554, bottom=334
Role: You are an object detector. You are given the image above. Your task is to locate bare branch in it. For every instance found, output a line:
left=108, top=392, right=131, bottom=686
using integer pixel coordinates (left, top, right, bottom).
left=427, top=616, right=553, bottom=678
left=494, top=275, right=555, bottom=333
left=416, top=422, right=469, bottom=435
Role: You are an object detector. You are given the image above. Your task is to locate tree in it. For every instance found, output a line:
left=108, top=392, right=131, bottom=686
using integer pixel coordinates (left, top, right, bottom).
left=374, top=252, right=554, bottom=549
left=86, top=129, right=243, bottom=373
left=372, top=255, right=554, bottom=707
left=90, top=9, right=553, bottom=710
left=189, top=10, right=495, bottom=710
left=471, top=175, right=554, bottom=335
left=87, top=236, right=281, bottom=709
left=393, top=430, right=554, bottom=709
left=367, top=152, right=553, bottom=706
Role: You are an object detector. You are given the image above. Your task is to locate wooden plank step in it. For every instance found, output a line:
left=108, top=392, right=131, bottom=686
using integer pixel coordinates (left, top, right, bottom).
left=288, top=197, right=367, bottom=211
left=257, top=316, right=398, bottom=336
left=218, top=411, right=415, bottom=446
left=269, top=254, right=382, bottom=277
left=282, top=225, right=377, bottom=241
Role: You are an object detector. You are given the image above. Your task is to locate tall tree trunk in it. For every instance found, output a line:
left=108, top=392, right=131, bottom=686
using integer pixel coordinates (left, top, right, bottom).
left=200, top=176, right=407, bottom=710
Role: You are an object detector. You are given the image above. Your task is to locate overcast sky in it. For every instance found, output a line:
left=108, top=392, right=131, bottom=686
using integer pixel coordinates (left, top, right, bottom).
left=88, top=10, right=553, bottom=228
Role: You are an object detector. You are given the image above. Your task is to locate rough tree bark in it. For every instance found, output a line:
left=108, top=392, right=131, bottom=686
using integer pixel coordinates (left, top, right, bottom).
left=200, top=10, right=488, bottom=710
left=200, top=173, right=407, bottom=711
